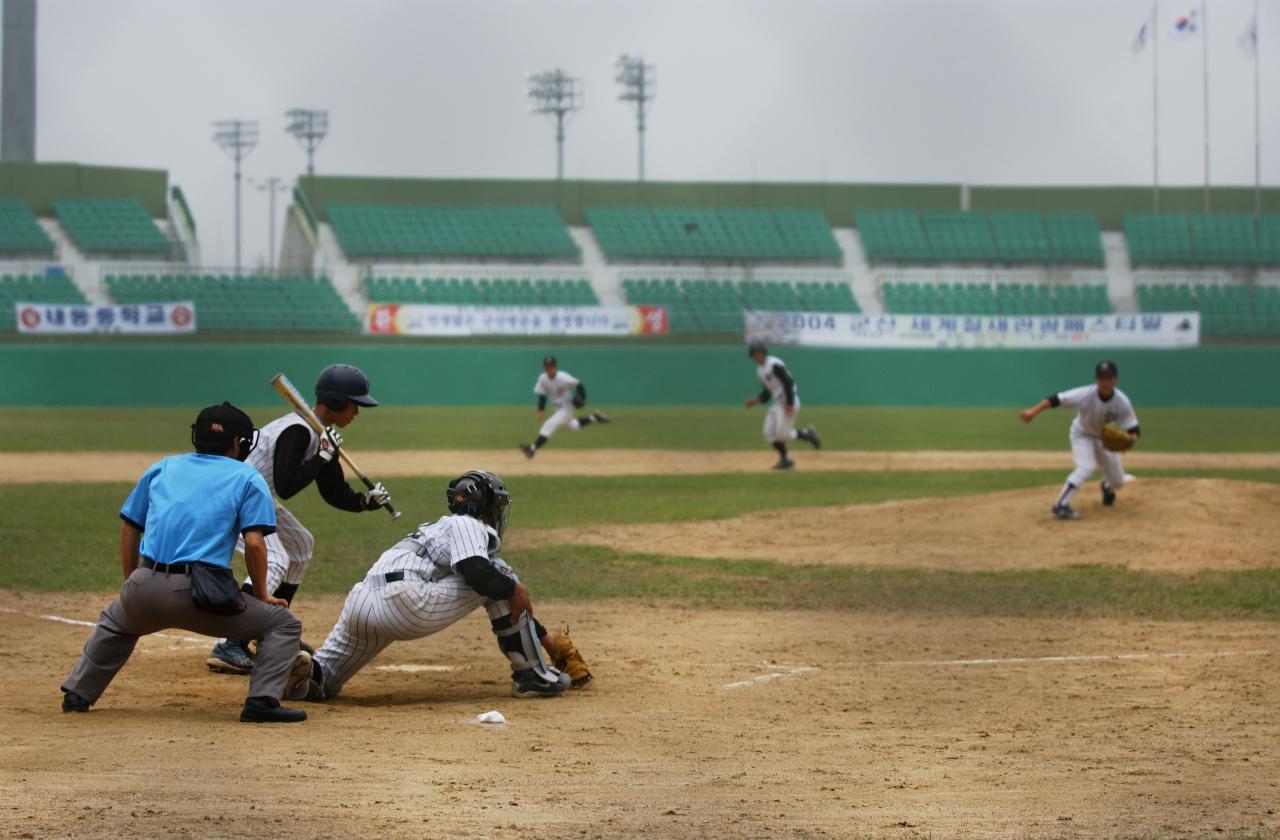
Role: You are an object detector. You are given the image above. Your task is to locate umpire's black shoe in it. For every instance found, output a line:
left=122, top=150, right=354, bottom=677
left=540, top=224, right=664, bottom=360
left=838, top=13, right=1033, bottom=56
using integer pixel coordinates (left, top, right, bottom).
left=240, top=696, right=307, bottom=723
left=61, top=691, right=90, bottom=713
left=1101, top=482, right=1117, bottom=507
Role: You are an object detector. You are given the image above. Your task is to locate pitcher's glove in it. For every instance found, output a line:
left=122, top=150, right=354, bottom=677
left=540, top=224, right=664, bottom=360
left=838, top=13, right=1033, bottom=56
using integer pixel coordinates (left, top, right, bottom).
left=1101, top=423, right=1136, bottom=452
left=546, top=629, right=592, bottom=688
left=572, top=395, right=586, bottom=409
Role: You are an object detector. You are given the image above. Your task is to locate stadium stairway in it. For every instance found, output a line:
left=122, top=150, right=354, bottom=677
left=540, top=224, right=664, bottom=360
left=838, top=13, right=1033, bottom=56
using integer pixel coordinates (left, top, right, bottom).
left=570, top=226, right=624, bottom=305
left=834, top=228, right=882, bottom=313
left=37, top=220, right=109, bottom=304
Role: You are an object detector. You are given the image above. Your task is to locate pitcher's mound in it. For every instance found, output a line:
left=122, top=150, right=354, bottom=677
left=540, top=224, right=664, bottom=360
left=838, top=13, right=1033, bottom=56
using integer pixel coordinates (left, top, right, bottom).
left=518, top=478, right=1280, bottom=573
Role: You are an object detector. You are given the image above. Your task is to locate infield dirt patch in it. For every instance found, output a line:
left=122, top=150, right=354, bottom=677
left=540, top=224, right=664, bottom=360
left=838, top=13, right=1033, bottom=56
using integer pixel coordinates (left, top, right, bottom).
left=517, top=478, right=1280, bottom=573
left=1, top=591, right=1276, bottom=839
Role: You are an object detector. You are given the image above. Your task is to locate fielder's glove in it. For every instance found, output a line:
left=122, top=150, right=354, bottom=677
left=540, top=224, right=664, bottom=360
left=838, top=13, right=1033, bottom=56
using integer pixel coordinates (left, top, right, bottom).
left=572, top=395, right=586, bottom=409
left=362, top=482, right=391, bottom=511
left=317, top=426, right=343, bottom=463
left=1101, top=423, right=1136, bottom=452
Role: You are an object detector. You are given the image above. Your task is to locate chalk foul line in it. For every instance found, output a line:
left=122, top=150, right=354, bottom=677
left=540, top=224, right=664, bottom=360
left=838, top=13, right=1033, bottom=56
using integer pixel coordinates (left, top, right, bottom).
left=0, top=606, right=210, bottom=645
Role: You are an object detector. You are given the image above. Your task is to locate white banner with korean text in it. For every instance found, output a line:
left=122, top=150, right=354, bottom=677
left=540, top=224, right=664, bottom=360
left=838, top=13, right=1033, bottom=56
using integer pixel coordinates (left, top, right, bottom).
left=15, top=301, right=197, bottom=334
left=367, top=304, right=669, bottom=336
left=744, top=311, right=1200, bottom=349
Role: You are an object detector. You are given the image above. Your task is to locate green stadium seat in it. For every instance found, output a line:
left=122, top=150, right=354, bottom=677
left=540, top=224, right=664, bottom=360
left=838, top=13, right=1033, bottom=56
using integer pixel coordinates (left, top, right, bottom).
left=590, top=206, right=840, bottom=263
left=105, top=274, right=358, bottom=332
left=0, top=198, right=56, bottom=255
left=328, top=203, right=579, bottom=261
left=53, top=197, right=170, bottom=254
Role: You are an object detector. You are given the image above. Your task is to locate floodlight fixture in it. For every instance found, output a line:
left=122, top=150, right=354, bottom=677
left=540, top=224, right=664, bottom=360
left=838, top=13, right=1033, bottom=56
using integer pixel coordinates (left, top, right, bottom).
left=285, top=108, right=330, bottom=176
left=212, top=119, right=260, bottom=274
left=526, top=69, right=582, bottom=180
left=614, top=54, right=655, bottom=181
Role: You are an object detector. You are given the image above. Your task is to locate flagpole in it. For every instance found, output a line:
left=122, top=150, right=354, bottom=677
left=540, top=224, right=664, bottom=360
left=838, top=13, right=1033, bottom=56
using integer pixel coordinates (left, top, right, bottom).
left=1202, top=0, right=1210, bottom=212
left=1153, top=3, right=1160, bottom=211
left=1254, top=0, right=1261, bottom=216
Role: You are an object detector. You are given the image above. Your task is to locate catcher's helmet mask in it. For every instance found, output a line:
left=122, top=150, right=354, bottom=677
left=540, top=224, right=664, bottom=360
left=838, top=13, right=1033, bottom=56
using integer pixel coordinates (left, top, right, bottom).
left=446, top=470, right=512, bottom=537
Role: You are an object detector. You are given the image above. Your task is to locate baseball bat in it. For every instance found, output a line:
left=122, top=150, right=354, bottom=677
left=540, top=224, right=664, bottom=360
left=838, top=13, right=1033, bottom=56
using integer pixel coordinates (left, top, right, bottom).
left=269, top=373, right=402, bottom=520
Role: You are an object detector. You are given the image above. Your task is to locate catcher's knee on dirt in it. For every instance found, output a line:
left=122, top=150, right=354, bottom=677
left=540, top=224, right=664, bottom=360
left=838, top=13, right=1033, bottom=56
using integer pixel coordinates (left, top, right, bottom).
left=486, top=602, right=566, bottom=687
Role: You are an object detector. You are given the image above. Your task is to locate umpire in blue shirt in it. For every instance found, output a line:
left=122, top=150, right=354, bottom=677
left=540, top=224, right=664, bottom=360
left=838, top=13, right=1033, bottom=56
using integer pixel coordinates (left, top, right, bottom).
left=60, top=403, right=311, bottom=723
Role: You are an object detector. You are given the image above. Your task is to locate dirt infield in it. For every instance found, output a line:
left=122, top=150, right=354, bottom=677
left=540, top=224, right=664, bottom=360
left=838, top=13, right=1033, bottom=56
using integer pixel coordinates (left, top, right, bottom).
left=1, top=591, right=1276, bottom=839
left=518, top=478, right=1280, bottom=573
left=6, top=448, right=1280, bottom=482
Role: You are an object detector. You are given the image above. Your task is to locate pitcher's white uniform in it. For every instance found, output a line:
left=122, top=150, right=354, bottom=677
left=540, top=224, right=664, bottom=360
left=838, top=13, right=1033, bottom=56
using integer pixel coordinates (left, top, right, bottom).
left=1056, top=384, right=1139, bottom=503
left=310, top=515, right=514, bottom=698
left=240, top=413, right=319, bottom=593
left=535, top=369, right=583, bottom=439
left=757, top=354, right=800, bottom=443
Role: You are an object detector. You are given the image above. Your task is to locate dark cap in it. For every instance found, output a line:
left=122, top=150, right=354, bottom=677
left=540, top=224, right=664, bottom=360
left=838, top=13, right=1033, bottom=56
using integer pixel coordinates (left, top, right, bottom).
left=747, top=339, right=768, bottom=357
left=543, top=355, right=557, bottom=367
left=1095, top=360, right=1119, bottom=378
left=191, top=402, right=257, bottom=458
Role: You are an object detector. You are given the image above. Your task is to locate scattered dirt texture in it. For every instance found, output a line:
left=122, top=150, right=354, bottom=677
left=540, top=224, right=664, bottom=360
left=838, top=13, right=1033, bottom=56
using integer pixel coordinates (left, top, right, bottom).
left=5, top=448, right=1280, bottom=483
left=1, top=592, right=1277, bottom=839
left=517, top=478, right=1280, bottom=573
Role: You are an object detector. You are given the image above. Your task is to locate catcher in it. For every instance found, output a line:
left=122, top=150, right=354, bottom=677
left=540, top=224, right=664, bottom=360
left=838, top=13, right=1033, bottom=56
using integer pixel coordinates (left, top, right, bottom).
left=289, top=470, right=591, bottom=702
left=1019, top=359, right=1140, bottom=520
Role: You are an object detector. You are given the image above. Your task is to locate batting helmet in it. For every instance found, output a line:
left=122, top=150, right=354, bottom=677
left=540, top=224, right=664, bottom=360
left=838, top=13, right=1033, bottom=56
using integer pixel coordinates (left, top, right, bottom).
left=746, top=339, right=768, bottom=357
left=446, top=470, right=512, bottom=537
left=315, top=364, right=378, bottom=411
left=191, top=402, right=258, bottom=461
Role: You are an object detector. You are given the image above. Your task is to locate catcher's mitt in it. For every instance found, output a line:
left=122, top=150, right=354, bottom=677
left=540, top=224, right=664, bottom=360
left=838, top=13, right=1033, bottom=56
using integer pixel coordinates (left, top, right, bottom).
left=546, top=629, right=592, bottom=688
left=1101, top=423, right=1135, bottom=452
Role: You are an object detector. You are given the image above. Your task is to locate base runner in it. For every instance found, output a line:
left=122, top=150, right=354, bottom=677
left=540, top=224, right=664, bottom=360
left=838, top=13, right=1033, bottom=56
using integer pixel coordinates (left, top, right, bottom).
left=290, top=470, right=592, bottom=701
left=1019, top=359, right=1140, bottom=520
left=744, top=339, right=821, bottom=469
left=520, top=356, right=609, bottom=459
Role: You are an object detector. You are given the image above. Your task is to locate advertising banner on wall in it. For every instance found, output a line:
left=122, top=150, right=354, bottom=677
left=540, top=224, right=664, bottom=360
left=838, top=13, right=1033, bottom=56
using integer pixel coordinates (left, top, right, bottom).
left=744, top=311, right=1200, bottom=349
left=15, top=301, right=197, bottom=335
left=367, top=304, right=668, bottom=337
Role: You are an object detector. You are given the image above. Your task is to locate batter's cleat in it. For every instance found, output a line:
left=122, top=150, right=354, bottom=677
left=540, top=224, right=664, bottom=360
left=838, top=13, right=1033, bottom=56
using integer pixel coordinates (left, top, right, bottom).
left=511, top=669, right=569, bottom=698
left=61, top=691, right=90, bottom=713
left=519, top=443, right=537, bottom=459
left=284, top=650, right=314, bottom=700
left=590, top=410, right=611, bottom=424
left=239, top=696, right=307, bottom=724
left=798, top=425, right=822, bottom=449
left=207, top=640, right=254, bottom=675
left=1051, top=504, right=1080, bottom=521
left=772, top=457, right=795, bottom=470
left=1101, top=482, right=1117, bottom=507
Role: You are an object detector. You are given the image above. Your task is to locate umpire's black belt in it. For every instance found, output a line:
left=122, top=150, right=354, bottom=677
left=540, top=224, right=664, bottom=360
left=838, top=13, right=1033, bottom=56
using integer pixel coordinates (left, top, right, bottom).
left=141, top=558, right=192, bottom=574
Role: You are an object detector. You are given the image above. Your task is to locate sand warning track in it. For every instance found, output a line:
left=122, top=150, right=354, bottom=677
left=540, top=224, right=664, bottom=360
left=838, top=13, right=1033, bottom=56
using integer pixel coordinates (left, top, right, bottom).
left=515, top=478, right=1280, bottom=573
left=5, top=448, right=1280, bottom=483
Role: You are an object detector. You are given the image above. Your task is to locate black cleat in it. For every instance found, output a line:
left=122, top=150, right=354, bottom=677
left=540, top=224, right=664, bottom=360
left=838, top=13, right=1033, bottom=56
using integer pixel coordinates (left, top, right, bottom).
left=1051, top=504, right=1079, bottom=521
left=512, top=669, right=568, bottom=698
left=519, top=444, right=536, bottom=459
left=772, top=458, right=795, bottom=470
left=798, top=425, right=822, bottom=449
left=61, top=691, right=90, bottom=713
left=240, top=696, right=307, bottom=723
left=1101, top=482, right=1116, bottom=507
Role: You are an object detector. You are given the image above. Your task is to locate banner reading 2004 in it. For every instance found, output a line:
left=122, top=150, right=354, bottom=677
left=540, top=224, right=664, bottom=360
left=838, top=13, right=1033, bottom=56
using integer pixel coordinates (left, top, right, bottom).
left=368, top=304, right=668, bottom=336
left=745, top=311, right=1200, bottom=349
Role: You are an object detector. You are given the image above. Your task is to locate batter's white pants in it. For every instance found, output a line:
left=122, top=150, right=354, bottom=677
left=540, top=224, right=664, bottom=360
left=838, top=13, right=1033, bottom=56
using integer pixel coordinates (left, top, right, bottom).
left=237, top=503, right=314, bottom=595
left=539, top=404, right=580, bottom=439
left=762, top=399, right=800, bottom=444
left=1058, top=431, right=1126, bottom=506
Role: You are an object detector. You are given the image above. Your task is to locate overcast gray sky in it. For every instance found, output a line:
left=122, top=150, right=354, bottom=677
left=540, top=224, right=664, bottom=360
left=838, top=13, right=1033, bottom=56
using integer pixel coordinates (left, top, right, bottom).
left=33, top=0, right=1279, bottom=268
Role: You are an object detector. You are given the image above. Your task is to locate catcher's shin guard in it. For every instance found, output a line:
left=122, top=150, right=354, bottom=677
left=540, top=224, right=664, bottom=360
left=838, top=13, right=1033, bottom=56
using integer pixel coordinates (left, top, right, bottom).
left=487, top=603, right=567, bottom=692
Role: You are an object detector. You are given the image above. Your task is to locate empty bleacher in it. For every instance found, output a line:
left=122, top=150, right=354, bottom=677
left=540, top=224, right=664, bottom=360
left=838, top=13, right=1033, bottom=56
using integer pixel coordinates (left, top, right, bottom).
left=327, top=204, right=579, bottom=261
left=857, top=210, right=1104, bottom=266
left=0, top=199, right=55, bottom=255
left=882, top=280, right=1111, bottom=316
left=0, top=273, right=88, bottom=329
left=52, top=197, right=171, bottom=255
left=105, top=274, right=359, bottom=331
left=363, top=276, right=598, bottom=306
left=1136, top=280, right=1279, bottom=336
left=1125, top=212, right=1280, bottom=266
left=587, top=206, right=841, bottom=262
left=622, top=277, right=860, bottom=333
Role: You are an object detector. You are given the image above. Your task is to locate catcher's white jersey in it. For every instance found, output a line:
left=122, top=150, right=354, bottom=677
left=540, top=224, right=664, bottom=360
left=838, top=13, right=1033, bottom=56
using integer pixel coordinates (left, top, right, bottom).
left=368, top=515, right=503, bottom=579
left=756, top=355, right=797, bottom=403
left=534, top=370, right=581, bottom=410
left=1057, top=385, right=1139, bottom=438
left=246, top=412, right=318, bottom=497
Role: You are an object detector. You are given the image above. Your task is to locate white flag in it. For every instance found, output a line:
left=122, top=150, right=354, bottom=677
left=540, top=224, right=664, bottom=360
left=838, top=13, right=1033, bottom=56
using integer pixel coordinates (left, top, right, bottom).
left=1238, top=16, right=1258, bottom=57
left=1169, top=8, right=1199, bottom=39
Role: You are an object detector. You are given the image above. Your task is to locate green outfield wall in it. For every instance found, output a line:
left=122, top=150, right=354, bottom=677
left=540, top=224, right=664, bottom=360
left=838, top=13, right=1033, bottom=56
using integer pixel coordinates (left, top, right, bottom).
left=2, top=344, right=1277, bottom=407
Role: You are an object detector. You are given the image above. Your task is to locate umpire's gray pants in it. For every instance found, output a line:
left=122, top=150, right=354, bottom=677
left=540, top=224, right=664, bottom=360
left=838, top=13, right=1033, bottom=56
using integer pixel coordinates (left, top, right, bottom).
left=61, top=566, right=302, bottom=705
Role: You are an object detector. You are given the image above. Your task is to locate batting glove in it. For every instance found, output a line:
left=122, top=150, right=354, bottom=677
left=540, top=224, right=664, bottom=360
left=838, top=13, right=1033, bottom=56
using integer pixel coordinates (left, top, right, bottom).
left=363, top=482, right=391, bottom=511
left=318, top=426, right=343, bottom=463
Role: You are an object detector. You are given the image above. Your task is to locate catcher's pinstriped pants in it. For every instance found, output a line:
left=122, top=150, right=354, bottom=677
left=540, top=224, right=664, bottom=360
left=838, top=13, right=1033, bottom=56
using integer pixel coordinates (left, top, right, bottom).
left=237, top=504, right=314, bottom=595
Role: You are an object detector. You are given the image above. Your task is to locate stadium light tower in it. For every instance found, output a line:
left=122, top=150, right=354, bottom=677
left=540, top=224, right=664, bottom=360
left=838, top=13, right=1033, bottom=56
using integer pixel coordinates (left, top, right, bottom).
left=614, top=55, right=654, bottom=181
left=212, top=119, right=259, bottom=275
left=285, top=108, right=329, bottom=176
left=250, top=176, right=288, bottom=271
left=526, top=69, right=581, bottom=180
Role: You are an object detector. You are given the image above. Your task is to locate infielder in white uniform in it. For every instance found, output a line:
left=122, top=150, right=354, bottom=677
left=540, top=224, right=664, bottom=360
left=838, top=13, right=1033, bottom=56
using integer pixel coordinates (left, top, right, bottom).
left=1020, top=359, right=1140, bottom=520
left=207, top=364, right=393, bottom=674
left=520, top=355, right=609, bottom=458
left=290, top=470, right=591, bottom=701
left=744, top=340, right=821, bottom=469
